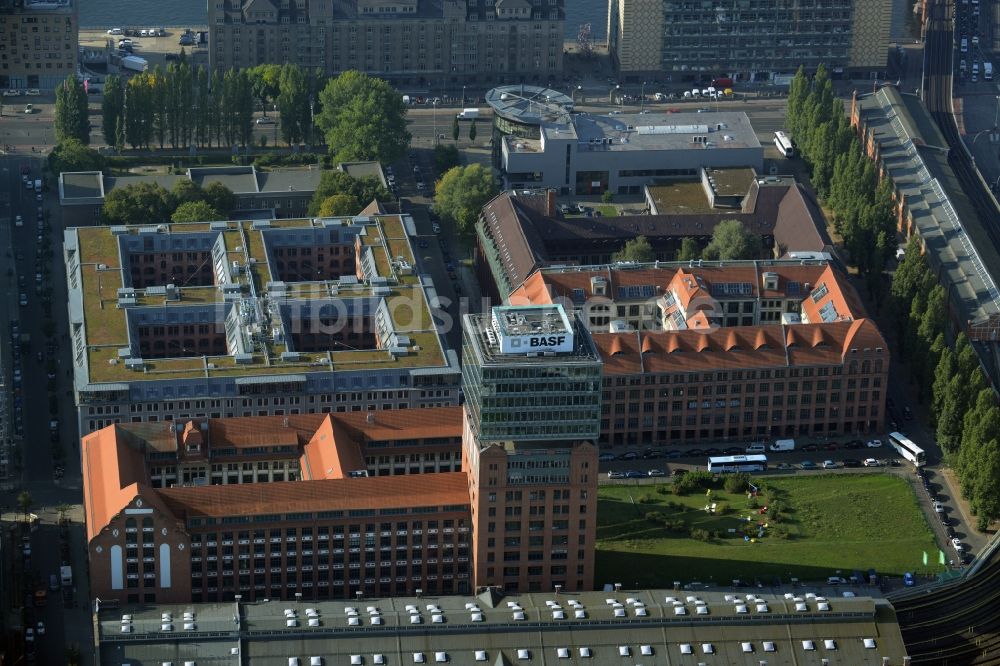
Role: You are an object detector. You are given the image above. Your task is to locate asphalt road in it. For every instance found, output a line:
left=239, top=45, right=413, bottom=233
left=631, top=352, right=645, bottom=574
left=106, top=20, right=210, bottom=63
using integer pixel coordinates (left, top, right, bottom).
left=0, top=154, right=91, bottom=663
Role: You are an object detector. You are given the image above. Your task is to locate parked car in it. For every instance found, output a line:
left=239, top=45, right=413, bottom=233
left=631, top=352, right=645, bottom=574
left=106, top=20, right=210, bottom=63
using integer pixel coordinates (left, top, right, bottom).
left=646, top=469, right=666, bottom=477
left=822, top=460, right=838, bottom=469
left=35, top=622, right=44, bottom=635
left=801, top=444, right=819, bottom=452
left=799, top=460, right=818, bottom=470
left=597, top=453, right=616, bottom=462
left=607, top=470, right=624, bottom=479
left=843, top=440, right=863, bottom=450
left=624, top=470, right=645, bottom=479
left=842, top=459, right=862, bottom=468
left=863, top=458, right=881, bottom=467
left=866, top=439, right=883, bottom=448
left=826, top=576, right=848, bottom=585
left=618, top=451, right=639, bottom=461
left=903, top=572, right=915, bottom=587
left=933, top=501, right=945, bottom=513
left=255, top=117, right=276, bottom=125
left=951, top=537, right=964, bottom=551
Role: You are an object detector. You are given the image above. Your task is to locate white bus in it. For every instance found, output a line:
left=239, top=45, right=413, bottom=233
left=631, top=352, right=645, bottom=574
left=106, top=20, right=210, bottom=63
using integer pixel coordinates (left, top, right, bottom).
left=707, top=454, right=768, bottom=473
left=888, top=432, right=926, bottom=467
left=773, top=131, right=796, bottom=157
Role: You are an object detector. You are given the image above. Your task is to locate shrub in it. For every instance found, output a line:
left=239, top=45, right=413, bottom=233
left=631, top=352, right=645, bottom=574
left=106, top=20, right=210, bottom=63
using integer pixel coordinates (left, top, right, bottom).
left=769, top=525, right=790, bottom=539
left=714, top=502, right=730, bottom=515
left=724, top=473, right=750, bottom=493
left=655, top=486, right=670, bottom=495
left=644, top=511, right=664, bottom=523
left=664, top=519, right=687, bottom=533
left=690, top=528, right=713, bottom=542
left=638, top=495, right=659, bottom=504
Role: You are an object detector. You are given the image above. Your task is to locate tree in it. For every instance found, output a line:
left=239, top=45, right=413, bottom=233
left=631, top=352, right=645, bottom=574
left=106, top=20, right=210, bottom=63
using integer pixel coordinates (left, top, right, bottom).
left=54, top=75, right=90, bottom=144
left=48, top=139, right=106, bottom=175
left=317, top=194, right=360, bottom=217
left=102, top=182, right=174, bottom=225
left=171, top=200, right=222, bottom=223
left=202, top=182, right=237, bottom=215
left=171, top=179, right=205, bottom=205
left=432, top=164, right=498, bottom=234
left=677, top=237, right=701, bottom=262
left=433, top=144, right=461, bottom=173
left=277, top=63, right=310, bottom=146
left=468, top=119, right=477, bottom=142
left=101, top=75, right=124, bottom=147
left=786, top=66, right=809, bottom=139
left=316, top=71, right=411, bottom=163
left=613, top=236, right=654, bottom=263
left=701, top=219, right=762, bottom=260
left=16, top=490, right=32, bottom=524
left=602, top=190, right=614, bottom=204
left=452, top=115, right=460, bottom=142
left=248, top=64, right=282, bottom=115
left=307, top=170, right=388, bottom=215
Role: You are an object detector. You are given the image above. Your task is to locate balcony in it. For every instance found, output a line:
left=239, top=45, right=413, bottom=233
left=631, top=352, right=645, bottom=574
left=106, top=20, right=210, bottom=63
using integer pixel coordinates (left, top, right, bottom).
left=142, top=527, right=155, bottom=533
left=206, top=541, right=217, bottom=547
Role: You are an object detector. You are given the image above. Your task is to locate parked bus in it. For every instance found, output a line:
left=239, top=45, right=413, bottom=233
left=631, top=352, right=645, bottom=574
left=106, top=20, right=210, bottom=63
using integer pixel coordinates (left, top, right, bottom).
left=773, top=131, right=796, bottom=157
left=707, top=454, right=768, bottom=473
left=888, top=432, right=925, bottom=467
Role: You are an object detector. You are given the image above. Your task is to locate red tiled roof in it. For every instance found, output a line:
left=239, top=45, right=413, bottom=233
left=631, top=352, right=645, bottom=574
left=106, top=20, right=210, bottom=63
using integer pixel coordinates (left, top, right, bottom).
left=158, top=472, right=471, bottom=518
left=81, top=426, right=154, bottom=541
left=593, top=319, right=887, bottom=375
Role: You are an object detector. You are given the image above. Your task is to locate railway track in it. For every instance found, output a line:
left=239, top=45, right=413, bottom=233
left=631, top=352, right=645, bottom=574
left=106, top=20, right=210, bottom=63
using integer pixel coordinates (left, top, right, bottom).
left=891, top=6, right=1000, bottom=660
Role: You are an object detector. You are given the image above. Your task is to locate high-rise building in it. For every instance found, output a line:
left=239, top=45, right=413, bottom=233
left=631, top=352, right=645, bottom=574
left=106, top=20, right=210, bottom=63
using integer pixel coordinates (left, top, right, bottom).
left=607, top=0, right=891, bottom=82
left=0, top=0, right=77, bottom=90
left=207, top=0, right=565, bottom=86
left=461, top=304, right=602, bottom=593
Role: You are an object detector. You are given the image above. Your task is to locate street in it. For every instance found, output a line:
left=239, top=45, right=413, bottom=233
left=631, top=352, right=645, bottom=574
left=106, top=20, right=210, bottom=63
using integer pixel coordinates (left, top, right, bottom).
left=0, top=153, right=92, bottom=663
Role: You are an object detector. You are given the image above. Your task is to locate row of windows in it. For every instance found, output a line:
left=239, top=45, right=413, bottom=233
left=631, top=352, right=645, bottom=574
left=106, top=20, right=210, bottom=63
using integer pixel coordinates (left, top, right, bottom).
left=604, top=376, right=878, bottom=398
left=604, top=362, right=882, bottom=386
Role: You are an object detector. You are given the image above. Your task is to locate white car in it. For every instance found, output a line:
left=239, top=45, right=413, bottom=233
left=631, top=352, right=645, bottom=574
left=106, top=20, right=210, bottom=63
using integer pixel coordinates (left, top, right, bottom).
left=3, top=89, right=22, bottom=97
left=866, top=439, right=883, bottom=448
left=25, top=88, right=39, bottom=96
left=36, top=621, right=45, bottom=635
left=24, top=628, right=34, bottom=642
left=822, top=460, right=838, bottom=469
left=863, top=458, right=881, bottom=467
left=14, top=215, right=22, bottom=227
left=432, top=222, right=441, bottom=234
left=951, top=537, right=964, bottom=551
left=933, top=501, right=945, bottom=513
left=255, top=117, right=275, bottom=125
left=107, top=28, right=124, bottom=35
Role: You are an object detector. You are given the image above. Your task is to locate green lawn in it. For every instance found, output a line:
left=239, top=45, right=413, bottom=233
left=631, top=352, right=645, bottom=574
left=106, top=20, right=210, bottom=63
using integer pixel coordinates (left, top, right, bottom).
left=595, top=205, right=619, bottom=217
left=596, top=474, right=942, bottom=588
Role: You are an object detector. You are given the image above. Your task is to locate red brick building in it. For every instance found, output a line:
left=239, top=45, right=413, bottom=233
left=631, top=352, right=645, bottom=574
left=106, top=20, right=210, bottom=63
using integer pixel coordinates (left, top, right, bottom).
left=509, top=261, right=889, bottom=447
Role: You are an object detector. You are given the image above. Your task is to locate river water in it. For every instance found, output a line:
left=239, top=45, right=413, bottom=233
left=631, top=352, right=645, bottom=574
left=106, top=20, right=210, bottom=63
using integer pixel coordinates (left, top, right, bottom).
left=78, top=0, right=608, bottom=40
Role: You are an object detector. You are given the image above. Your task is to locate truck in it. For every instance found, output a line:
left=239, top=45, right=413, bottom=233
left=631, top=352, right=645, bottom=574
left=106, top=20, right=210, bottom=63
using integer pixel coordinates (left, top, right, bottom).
left=121, top=55, right=148, bottom=73
left=60, top=565, right=72, bottom=587
left=456, top=108, right=479, bottom=120
left=769, top=439, right=796, bottom=452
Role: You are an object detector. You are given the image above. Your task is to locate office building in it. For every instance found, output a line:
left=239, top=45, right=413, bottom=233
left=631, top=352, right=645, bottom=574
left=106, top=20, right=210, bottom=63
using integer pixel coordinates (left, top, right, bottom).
left=607, top=0, right=891, bottom=82
left=64, top=214, right=460, bottom=437
left=94, top=589, right=911, bottom=665
left=508, top=261, right=889, bottom=446
left=461, top=304, right=602, bottom=593
left=484, top=85, right=763, bottom=193
left=82, top=409, right=469, bottom=604
left=207, top=0, right=564, bottom=86
left=475, top=182, right=832, bottom=302
left=0, top=0, right=77, bottom=90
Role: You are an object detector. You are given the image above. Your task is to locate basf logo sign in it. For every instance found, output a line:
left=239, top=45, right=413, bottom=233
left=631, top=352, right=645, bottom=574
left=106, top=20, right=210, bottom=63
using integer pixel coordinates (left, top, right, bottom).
left=499, top=332, right=575, bottom=354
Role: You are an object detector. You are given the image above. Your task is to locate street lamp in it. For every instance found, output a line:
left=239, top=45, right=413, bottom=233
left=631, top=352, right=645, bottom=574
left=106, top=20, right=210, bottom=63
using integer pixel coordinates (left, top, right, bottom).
left=640, top=81, right=646, bottom=112
left=432, top=99, right=438, bottom=147
left=576, top=85, right=583, bottom=105
left=994, top=95, right=1000, bottom=129
left=273, top=103, right=278, bottom=147
left=461, top=85, right=467, bottom=108
left=609, top=84, right=619, bottom=103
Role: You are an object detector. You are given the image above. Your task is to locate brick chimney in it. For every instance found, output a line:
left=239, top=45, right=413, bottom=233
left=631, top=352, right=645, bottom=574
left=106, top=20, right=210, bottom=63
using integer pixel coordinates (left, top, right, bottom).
left=546, top=189, right=556, bottom=217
